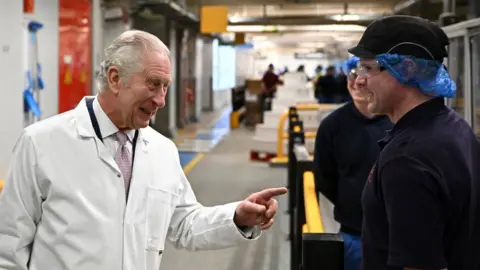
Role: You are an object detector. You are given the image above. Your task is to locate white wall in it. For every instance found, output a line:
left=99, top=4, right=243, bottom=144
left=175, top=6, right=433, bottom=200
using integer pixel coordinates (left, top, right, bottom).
left=0, top=1, right=59, bottom=179
left=211, top=39, right=235, bottom=110
left=235, top=48, right=256, bottom=83
left=25, top=0, right=59, bottom=119
left=213, top=90, right=231, bottom=110
left=0, top=2, right=24, bottom=179
left=253, top=52, right=330, bottom=78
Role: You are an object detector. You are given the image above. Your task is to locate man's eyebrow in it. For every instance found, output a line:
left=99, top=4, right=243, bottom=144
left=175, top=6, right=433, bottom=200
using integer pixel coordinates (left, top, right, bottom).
left=146, top=76, right=170, bottom=83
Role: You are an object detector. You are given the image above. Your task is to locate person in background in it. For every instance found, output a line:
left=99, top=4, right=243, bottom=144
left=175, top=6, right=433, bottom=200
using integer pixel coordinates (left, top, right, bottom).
left=313, top=56, right=392, bottom=270
left=261, top=64, right=282, bottom=116
left=315, top=65, right=338, bottom=103
left=312, top=65, right=324, bottom=91
left=335, top=67, right=350, bottom=103
left=262, top=64, right=281, bottom=98
left=0, top=30, right=287, bottom=269
left=313, top=65, right=324, bottom=81
left=296, top=65, right=306, bottom=72
left=349, top=15, right=480, bottom=270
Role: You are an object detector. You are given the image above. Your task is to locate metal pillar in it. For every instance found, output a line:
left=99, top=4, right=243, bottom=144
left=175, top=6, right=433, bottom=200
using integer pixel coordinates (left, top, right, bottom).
left=468, top=0, right=480, bottom=19
left=438, top=0, right=457, bottom=26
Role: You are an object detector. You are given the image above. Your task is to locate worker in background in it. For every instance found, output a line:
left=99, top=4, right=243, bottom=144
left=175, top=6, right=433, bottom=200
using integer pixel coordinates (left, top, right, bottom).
left=262, top=63, right=281, bottom=98
left=313, top=56, right=392, bottom=270
left=0, top=30, right=287, bottom=269
left=349, top=15, right=480, bottom=269
left=335, top=67, right=350, bottom=103
left=261, top=64, right=283, bottom=116
left=312, top=65, right=324, bottom=83
left=314, top=66, right=338, bottom=103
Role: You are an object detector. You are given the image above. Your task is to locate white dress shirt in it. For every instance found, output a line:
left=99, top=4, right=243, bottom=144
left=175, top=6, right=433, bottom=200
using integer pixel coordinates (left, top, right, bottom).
left=92, top=98, right=135, bottom=156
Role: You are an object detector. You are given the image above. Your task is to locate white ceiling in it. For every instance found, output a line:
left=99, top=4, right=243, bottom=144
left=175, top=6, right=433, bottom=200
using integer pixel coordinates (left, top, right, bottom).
left=250, top=30, right=363, bottom=50
left=221, top=26, right=365, bottom=57
left=211, top=1, right=389, bottom=57
left=188, top=0, right=395, bottom=5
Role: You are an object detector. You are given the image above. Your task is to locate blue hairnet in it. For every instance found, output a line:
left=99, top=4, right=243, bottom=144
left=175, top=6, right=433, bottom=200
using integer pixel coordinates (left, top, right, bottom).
left=376, top=53, right=456, bottom=98
left=344, top=56, right=359, bottom=73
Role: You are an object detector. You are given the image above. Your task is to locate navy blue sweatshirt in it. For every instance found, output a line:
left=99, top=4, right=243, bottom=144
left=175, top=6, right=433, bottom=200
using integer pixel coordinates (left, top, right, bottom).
left=313, top=102, right=393, bottom=234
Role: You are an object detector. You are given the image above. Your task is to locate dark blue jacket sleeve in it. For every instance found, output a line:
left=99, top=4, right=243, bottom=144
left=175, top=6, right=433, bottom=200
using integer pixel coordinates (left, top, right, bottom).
left=313, top=118, right=339, bottom=203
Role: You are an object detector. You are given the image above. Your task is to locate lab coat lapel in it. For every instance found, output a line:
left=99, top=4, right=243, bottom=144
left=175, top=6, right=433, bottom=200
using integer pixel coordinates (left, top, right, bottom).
left=125, top=130, right=151, bottom=217
left=74, top=96, right=120, bottom=174
left=131, top=130, right=150, bottom=184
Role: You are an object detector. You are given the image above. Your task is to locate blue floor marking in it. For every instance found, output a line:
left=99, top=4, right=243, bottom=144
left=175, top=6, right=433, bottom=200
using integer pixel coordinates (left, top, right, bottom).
left=179, top=107, right=232, bottom=167
left=212, top=109, right=232, bottom=129
left=179, top=152, right=198, bottom=168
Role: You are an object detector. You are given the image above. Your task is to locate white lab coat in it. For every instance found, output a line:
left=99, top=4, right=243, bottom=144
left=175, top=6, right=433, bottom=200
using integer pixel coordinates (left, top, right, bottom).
left=0, top=97, right=260, bottom=270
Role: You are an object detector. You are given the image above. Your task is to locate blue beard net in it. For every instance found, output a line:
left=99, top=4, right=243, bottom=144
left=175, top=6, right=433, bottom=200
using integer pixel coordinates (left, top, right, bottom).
left=376, top=53, right=456, bottom=98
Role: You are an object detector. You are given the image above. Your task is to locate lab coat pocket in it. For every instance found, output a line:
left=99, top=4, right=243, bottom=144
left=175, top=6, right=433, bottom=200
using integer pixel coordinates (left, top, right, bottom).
left=145, top=187, right=178, bottom=252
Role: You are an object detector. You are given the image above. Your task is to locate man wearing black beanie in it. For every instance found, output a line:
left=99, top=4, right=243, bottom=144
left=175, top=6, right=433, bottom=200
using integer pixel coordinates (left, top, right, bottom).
left=349, top=15, right=480, bottom=270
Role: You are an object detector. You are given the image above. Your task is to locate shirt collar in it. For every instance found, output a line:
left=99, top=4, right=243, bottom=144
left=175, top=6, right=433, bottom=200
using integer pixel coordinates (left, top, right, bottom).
left=391, top=97, right=447, bottom=135
left=377, top=97, right=447, bottom=149
left=92, top=97, right=135, bottom=142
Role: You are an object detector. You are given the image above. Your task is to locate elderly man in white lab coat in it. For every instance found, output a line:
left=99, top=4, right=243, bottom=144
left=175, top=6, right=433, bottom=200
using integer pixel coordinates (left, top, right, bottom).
left=0, top=30, right=287, bottom=270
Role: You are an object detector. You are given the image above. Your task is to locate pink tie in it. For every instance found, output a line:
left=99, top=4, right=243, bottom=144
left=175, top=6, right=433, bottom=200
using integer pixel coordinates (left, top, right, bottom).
left=115, top=132, right=132, bottom=199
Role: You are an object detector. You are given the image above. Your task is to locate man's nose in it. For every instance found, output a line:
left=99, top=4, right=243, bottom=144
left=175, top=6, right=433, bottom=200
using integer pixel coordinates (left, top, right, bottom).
left=152, top=87, right=167, bottom=107
left=355, top=76, right=366, bottom=89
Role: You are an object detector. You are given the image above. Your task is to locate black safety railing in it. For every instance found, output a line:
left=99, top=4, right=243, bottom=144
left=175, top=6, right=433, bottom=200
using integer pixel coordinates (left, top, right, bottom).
left=286, top=106, right=344, bottom=270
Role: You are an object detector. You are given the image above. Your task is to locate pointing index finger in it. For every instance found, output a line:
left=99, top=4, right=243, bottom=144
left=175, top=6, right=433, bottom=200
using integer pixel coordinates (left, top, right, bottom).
left=257, top=187, right=288, bottom=200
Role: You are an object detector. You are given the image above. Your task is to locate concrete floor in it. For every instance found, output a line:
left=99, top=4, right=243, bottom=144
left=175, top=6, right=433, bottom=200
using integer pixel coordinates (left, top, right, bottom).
left=161, top=129, right=290, bottom=270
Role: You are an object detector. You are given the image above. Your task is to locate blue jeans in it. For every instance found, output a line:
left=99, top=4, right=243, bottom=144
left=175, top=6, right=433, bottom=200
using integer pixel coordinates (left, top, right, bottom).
left=340, top=232, right=362, bottom=270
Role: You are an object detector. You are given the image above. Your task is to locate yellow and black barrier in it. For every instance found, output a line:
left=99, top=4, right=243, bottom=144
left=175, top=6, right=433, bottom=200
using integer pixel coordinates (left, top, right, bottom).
left=287, top=117, right=344, bottom=270
left=270, top=104, right=338, bottom=167
left=302, top=171, right=324, bottom=233
left=230, top=85, right=246, bottom=129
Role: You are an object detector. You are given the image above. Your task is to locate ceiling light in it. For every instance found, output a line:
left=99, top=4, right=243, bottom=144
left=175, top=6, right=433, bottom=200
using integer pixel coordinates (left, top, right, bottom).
left=330, top=14, right=361, bottom=21
left=299, top=42, right=327, bottom=48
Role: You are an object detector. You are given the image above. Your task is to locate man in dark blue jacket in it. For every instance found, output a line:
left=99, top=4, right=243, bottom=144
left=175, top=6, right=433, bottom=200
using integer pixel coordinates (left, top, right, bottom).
left=349, top=15, right=480, bottom=270
left=313, top=56, right=392, bottom=270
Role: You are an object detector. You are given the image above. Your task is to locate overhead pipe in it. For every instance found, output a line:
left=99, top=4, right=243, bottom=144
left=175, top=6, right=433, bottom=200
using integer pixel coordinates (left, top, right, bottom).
left=228, top=15, right=373, bottom=26
left=438, top=0, right=457, bottom=26
left=392, top=0, right=424, bottom=14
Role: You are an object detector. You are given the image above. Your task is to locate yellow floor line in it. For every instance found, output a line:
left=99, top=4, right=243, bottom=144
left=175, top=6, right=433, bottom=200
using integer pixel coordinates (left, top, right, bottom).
left=183, top=153, right=205, bottom=175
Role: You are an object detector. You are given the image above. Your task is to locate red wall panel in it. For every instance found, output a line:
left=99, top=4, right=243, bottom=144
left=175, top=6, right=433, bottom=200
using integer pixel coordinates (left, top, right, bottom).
left=58, top=0, right=91, bottom=113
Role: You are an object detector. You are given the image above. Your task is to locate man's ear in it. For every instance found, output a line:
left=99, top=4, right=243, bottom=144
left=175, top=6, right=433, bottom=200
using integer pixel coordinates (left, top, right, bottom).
left=107, top=66, right=121, bottom=95
left=401, top=58, right=417, bottom=82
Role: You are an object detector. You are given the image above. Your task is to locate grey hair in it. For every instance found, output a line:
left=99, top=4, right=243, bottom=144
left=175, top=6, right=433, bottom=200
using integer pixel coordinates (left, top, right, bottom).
left=97, top=30, right=170, bottom=91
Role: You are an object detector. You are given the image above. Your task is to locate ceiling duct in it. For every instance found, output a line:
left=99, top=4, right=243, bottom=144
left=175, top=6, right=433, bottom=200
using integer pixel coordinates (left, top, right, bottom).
left=228, top=15, right=374, bottom=26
